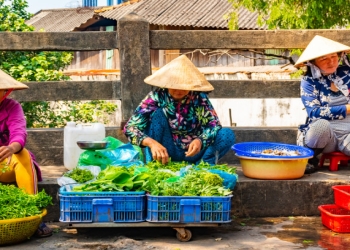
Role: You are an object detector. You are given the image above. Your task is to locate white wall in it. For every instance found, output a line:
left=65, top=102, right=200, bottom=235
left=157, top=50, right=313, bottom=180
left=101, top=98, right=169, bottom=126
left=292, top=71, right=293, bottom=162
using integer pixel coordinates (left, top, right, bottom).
left=210, top=98, right=306, bottom=127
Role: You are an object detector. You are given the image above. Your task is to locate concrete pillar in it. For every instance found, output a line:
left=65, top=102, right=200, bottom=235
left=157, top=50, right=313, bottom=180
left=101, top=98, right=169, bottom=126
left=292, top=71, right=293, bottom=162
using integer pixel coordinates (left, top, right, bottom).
left=117, top=12, right=152, bottom=127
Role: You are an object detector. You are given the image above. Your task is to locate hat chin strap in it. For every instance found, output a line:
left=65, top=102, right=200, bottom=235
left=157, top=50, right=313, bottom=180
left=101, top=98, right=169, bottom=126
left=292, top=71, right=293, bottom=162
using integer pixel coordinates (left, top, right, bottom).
left=306, top=62, right=323, bottom=79
left=0, top=89, right=13, bottom=102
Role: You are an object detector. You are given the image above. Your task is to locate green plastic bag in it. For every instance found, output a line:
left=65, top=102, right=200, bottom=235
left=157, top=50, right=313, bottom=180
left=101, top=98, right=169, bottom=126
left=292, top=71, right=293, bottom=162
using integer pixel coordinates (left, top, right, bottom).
left=132, top=145, right=144, bottom=162
left=103, top=136, right=124, bottom=149
left=103, top=136, right=144, bottom=162
left=77, top=136, right=145, bottom=170
left=77, top=150, right=112, bottom=170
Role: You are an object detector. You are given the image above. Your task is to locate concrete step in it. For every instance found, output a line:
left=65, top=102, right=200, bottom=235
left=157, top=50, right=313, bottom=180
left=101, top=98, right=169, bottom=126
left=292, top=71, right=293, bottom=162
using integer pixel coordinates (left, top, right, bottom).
left=39, top=164, right=350, bottom=222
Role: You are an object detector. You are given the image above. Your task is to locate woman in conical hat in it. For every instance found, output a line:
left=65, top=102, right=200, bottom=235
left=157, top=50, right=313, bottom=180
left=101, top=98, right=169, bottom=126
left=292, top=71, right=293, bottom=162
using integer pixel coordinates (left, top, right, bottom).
left=123, top=55, right=235, bottom=165
left=0, top=69, right=53, bottom=237
left=295, top=35, right=350, bottom=174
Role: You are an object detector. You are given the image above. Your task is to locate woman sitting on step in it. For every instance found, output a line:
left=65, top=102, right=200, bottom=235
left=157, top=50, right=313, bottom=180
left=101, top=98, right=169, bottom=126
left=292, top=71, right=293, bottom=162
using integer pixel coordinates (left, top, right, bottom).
left=123, top=55, right=235, bottom=165
left=0, top=69, right=53, bottom=237
left=295, top=35, right=350, bottom=174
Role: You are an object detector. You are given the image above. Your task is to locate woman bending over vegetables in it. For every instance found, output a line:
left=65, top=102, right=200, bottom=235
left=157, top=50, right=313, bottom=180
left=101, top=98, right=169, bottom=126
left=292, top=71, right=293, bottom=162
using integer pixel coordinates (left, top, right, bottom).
left=0, top=70, right=52, bottom=237
left=123, top=55, right=235, bottom=165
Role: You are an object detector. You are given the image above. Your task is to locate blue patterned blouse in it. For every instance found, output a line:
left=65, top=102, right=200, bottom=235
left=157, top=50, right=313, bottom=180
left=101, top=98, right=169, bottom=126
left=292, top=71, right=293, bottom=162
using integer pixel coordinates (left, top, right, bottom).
left=123, top=88, right=222, bottom=150
left=299, top=65, right=350, bottom=131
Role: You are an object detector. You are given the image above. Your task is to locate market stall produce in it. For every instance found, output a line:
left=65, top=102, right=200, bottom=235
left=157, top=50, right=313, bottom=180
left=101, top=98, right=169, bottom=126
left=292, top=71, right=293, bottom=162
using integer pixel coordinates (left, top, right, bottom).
left=58, top=157, right=237, bottom=242
left=0, top=184, right=52, bottom=245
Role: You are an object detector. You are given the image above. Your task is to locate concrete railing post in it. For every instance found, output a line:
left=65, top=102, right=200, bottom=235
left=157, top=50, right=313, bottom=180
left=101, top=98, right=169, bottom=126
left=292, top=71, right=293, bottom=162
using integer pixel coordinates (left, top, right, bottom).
left=117, top=12, right=152, bottom=127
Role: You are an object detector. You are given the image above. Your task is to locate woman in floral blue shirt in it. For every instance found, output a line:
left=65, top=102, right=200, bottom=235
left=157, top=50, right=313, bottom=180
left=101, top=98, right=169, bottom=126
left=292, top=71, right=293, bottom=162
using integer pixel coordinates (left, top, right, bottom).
left=124, top=55, right=235, bottom=165
left=295, top=35, right=350, bottom=173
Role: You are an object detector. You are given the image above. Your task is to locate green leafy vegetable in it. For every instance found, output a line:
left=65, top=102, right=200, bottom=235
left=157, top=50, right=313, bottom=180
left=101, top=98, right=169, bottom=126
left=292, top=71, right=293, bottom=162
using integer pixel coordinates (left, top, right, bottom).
left=196, top=161, right=237, bottom=175
left=71, top=160, right=236, bottom=196
left=0, top=183, right=53, bottom=220
left=64, top=167, right=94, bottom=183
left=145, top=167, right=232, bottom=196
left=73, top=166, right=149, bottom=192
left=0, top=162, right=10, bottom=173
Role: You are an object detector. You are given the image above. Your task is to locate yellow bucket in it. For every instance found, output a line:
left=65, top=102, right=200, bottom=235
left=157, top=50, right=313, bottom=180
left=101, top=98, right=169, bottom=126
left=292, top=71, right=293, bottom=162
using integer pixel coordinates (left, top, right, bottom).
left=0, top=209, right=47, bottom=245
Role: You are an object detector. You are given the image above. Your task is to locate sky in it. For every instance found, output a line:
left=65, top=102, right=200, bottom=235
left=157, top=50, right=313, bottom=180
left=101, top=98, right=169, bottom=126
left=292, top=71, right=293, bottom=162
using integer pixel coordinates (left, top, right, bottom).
left=26, top=0, right=109, bottom=14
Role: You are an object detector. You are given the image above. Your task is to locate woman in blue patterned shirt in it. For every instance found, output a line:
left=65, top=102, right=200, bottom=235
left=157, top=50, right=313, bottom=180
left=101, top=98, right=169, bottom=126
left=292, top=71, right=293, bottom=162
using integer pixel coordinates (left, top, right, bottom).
left=123, top=55, right=235, bottom=165
left=295, top=35, right=350, bottom=174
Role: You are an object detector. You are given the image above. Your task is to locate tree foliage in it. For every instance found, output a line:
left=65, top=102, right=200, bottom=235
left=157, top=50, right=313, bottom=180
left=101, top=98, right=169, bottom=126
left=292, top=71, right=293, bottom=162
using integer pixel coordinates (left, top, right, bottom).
left=228, top=0, right=350, bottom=29
left=0, top=0, right=117, bottom=128
left=0, top=0, right=73, bottom=82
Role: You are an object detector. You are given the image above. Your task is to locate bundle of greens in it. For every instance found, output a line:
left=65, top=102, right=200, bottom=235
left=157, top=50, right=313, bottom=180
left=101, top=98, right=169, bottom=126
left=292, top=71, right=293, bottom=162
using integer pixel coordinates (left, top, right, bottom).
left=0, top=161, right=10, bottom=173
left=196, top=161, right=237, bottom=175
left=64, top=167, right=94, bottom=183
left=72, top=166, right=149, bottom=192
left=0, top=184, right=53, bottom=220
left=145, top=160, right=189, bottom=172
left=144, top=168, right=232, bottom=196
left=71, top=160, right=236, bottom=196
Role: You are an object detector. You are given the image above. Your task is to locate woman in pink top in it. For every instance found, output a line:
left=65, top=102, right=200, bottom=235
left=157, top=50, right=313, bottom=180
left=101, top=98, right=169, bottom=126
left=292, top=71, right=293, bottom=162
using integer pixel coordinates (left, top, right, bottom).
left=0, top=69, right=52, bottom=237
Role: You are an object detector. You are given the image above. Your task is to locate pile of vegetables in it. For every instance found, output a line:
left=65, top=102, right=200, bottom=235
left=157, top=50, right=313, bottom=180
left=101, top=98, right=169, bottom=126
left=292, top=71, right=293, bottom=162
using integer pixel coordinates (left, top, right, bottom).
left=73, top=166, right=149, bottom=192
left=72, top=160, right=237, bottom=197
left=0, top=184, right=53, bottom=220
left=64, top=167, right=94, bottom=183
left=145, top=169, right=231, bottom=196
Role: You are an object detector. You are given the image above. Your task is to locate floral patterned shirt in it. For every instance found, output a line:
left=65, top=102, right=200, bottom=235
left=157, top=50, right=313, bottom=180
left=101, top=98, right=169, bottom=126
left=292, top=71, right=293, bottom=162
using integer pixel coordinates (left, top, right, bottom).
left=299, top=65, right=350, bottom=131
left=123, top=88, right=222, bottom=150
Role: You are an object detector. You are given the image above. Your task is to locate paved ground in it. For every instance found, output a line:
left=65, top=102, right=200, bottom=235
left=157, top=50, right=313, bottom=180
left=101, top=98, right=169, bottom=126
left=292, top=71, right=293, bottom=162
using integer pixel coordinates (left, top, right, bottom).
left=2, top=215, right=350, bottom=249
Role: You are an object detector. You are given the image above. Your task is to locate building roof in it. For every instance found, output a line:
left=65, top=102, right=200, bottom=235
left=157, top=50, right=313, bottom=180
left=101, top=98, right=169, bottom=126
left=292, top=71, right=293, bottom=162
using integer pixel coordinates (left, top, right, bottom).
left=26, top=0, right=266, bottom=31
left=26, top=7, right=98, bottom=32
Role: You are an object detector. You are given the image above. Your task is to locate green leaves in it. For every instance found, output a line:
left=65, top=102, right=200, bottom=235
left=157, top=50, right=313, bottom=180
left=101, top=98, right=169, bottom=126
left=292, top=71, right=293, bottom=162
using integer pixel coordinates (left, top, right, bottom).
left=21, top=100, right=118, bottom=128
left=73, top=166, right=148, bottom=192
left=227, top=0, right=350, bottom=29
left=0, top=161, right=10, bottom=173
left=64, top=167, right=94, bottom=183
left=71, top=161, right=235, bottom=196
left=0, top=183, right=52, bottom=220
left=0, top=1, right=118, bottom=129
left=144, top=161, right=235, bottom=196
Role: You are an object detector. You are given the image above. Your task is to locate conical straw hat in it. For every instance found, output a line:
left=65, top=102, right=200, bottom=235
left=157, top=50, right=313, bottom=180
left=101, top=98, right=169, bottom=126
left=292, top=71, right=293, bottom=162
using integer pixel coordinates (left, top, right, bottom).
left=0, top=69, right=28, bottom=90
left=294, top=35, right=350, bottom=68
left=144, top=55, right=214, bottom=91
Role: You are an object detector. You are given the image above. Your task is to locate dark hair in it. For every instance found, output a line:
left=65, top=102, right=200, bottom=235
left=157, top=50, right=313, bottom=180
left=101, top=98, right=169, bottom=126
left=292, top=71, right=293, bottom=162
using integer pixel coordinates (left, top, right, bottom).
left=304, top=65, right=312, bottom=77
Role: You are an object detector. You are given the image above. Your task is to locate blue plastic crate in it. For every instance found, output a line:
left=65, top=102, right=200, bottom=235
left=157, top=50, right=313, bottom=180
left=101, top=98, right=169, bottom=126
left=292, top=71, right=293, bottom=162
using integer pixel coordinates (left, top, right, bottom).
left=59, top=185, right=146, bottom=223
left=146, top=194, right=233, bottom=223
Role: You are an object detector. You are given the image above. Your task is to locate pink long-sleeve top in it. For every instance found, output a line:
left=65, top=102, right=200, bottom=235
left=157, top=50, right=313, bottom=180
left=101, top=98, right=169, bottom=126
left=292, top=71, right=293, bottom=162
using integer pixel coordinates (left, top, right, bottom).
left=0, top=98, right=42, bottom=181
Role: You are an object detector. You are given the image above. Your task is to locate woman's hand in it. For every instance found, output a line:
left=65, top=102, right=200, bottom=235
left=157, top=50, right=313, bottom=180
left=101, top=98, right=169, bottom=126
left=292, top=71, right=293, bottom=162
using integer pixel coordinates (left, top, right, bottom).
left=185, top=139, right=202, bottom=157
left=0, top=142, right=20, bottom=163
left=142, top=137, right=169, bottom=164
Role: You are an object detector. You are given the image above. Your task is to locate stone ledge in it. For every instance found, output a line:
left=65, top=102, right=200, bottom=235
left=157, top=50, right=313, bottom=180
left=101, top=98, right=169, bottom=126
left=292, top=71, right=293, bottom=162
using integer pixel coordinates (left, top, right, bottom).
left=39, top=164, right=350, bottom=222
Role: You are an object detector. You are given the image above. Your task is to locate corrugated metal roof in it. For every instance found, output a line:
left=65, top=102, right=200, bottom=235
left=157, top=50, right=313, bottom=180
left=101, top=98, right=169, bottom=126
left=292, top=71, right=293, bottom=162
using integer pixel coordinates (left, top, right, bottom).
left=100, top=0, right=265, bottom=29
left=26, top=8, right=98, bottom=32
left=194, top=0, right=232, bottom=28
left=98, top=1, right=143, bottom=20
left=26, top=0, right=265, bottom=31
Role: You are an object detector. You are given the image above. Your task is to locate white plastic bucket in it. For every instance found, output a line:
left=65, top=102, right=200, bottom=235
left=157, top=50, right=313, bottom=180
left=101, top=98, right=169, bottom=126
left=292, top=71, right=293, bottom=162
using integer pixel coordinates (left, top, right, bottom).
left=63, top=122, right=105, bottom=170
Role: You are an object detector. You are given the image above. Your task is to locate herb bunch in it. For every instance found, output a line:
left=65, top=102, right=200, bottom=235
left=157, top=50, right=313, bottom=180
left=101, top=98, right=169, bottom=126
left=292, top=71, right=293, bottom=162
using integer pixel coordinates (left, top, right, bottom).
left=0, top=184, right=53, bottom=220
left=64, top=167, right=94, bottom=183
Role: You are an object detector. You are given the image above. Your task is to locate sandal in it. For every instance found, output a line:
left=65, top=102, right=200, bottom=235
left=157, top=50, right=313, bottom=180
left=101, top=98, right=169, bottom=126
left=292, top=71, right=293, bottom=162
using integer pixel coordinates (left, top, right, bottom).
left=304, top=156, right=319, bottom=174
left=304, top=163, right=318, bottom=174
left=35, top=222, right=53, bottom=238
